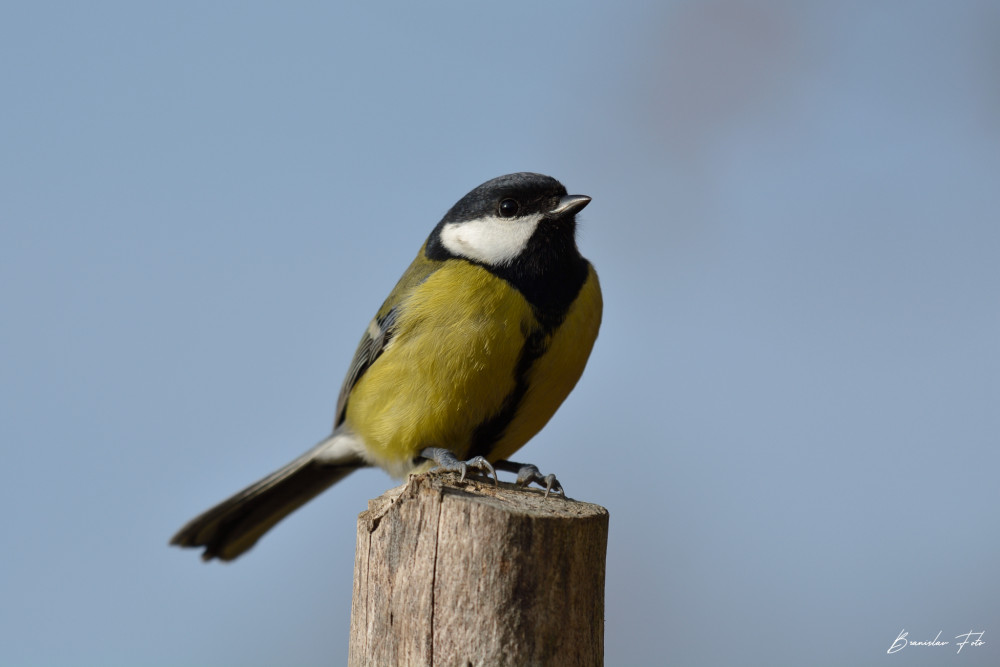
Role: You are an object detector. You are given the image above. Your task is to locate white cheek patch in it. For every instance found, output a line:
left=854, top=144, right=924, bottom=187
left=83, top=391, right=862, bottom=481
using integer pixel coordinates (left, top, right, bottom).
left=439, top=213, right=542, bottom=266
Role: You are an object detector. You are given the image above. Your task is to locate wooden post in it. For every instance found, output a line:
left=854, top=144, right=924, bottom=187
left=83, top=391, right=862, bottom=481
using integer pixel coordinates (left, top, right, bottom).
left=348, top=473, right=609, bottom=667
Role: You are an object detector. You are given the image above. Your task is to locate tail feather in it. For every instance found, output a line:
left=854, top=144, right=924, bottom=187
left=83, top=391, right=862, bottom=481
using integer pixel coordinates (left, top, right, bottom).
left=171, top=436, right=367, bottom=561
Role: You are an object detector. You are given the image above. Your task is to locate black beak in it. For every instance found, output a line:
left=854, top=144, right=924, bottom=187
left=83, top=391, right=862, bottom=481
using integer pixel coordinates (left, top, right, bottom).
left=548, top=194, right=591, bottom=218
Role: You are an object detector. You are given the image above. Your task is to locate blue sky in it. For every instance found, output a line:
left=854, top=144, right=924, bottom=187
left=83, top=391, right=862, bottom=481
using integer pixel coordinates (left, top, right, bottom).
left=2, top=2, right=998, bottom=665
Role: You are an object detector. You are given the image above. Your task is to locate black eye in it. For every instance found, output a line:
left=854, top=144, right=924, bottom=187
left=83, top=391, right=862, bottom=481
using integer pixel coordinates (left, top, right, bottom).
left=498, top=199, right=519, bottom=218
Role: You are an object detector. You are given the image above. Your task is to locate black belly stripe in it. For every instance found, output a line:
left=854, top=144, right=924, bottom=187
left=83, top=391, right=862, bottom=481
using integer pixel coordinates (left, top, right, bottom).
left=466, top=326, right=550, bottom=460
left=423, top=228, right=593, bottom=460
left=463, top=263, right=591, bottom=460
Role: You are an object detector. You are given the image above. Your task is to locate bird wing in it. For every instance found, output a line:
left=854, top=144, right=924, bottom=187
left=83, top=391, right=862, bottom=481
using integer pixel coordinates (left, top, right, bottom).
left=333, top=307, right=398, bottom=427
left=332, top=248, right=441, bottom=428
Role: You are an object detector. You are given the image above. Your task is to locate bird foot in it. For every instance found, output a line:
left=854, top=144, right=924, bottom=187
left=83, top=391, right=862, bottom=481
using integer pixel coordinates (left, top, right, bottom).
left=420, top=448, right=498, bottom=485
left=493, top=460, right=564, bottom=497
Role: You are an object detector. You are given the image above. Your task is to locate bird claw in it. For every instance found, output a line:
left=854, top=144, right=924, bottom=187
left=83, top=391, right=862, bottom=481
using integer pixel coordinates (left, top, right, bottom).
left=419, top=450, right=564, bottom=496
left=420, top=448, right=498, bottom=485
left=496, top=460, right=564, bottom=497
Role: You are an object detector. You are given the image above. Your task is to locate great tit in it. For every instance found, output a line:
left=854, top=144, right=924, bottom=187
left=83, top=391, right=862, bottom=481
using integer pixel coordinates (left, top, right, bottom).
left=171, top=172, right=602, bottom=561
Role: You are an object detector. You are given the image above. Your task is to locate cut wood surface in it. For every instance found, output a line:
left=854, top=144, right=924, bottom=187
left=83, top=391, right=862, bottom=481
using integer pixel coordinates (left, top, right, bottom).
left=348, top=473, right=609, bottom=667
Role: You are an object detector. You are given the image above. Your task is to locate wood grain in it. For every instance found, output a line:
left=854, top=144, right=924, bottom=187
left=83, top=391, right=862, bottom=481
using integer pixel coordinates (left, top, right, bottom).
left=349, top=473, right=609, bottom=667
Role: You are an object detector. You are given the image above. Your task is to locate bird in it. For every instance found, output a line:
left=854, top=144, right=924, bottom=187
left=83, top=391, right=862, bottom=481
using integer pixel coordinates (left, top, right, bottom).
left=170, top=172, right=602, bottom=561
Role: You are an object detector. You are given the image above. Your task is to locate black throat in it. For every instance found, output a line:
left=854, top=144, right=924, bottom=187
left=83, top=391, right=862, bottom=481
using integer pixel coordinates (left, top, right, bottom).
left=425, top=218, right=590, bottom=332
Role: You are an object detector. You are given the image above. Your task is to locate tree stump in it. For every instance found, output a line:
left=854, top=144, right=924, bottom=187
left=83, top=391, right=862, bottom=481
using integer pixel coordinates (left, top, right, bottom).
left=348, top=473, right=609, bottom=667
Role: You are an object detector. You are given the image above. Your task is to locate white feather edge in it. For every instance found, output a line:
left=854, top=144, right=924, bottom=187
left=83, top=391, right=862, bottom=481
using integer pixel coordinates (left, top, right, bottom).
left=313, top=431, right=367, bottom=465
left=312, top=429, right=423, bottom=478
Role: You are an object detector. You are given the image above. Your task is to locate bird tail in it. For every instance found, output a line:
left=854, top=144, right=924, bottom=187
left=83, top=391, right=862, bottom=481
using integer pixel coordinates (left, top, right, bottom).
left=170, top=433, right=367, bottom=561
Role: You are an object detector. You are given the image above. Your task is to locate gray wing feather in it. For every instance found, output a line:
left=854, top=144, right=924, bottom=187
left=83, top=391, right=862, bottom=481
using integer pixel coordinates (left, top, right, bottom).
left=333, top=307, right=399, bottom=427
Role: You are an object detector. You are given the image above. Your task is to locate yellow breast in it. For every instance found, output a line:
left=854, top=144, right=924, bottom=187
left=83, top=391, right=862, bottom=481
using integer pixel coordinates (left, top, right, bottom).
left=344, top=261, right=602, bottom=476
